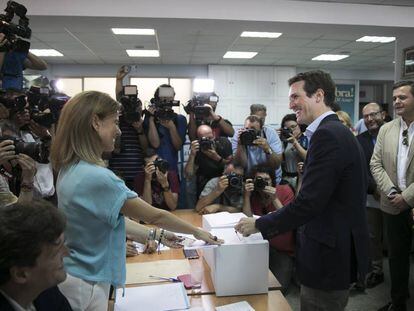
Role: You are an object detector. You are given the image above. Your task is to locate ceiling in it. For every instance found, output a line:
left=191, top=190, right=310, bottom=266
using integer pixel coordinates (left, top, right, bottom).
left=27, top=14, right=411, bottom=70
left=292, top=0, right=414, bottom=6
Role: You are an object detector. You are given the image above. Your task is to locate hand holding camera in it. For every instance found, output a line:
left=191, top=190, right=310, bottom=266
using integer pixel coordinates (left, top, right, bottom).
left=0, top=139, right=17, bottom=164
left=244, top=178, right=254, bottom=196
left=253, top=137, right=270, bottom=151
left=116, top=66, right=128, bottom=80
left=190, top=140, right=200, bottom=156
left=216, top=175, right=229, bottom=193
left=144, top=161, right=156, bottom=180
left=155, top=169, right=169, bottom=189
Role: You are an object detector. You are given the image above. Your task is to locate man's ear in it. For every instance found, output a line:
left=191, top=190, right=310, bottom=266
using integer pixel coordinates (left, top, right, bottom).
left=91, top=114, right=101, bottom=132
left=9, top=266, right=30, bottom=285
left=315, top=88, right=325, bottom=103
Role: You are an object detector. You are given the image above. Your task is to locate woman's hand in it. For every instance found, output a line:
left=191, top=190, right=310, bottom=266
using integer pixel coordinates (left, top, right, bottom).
left=126, top=240, right=138, bottom=257
left=161, top=230, right=185, bottom=249
left=193, top=228, right=224, bottom=245
left=144, top=162, right=155, bottom=180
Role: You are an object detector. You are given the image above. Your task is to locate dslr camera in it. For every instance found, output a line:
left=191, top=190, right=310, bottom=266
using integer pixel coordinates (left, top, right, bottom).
left=184, top=93, right=218, bottom=120
left=153, top=157, right=169, bottom=174
left=0, top=1, right=31, bottom=52
left=0, top=136, right=49, bottom=163
left=119, top=85, right=141, bottom=123
left=198, top=136, right=214, bottom=151
left=280, top=127, right=293, bottom=143
left=240, top=128, right=260, bottom=146
left=150, top=86, right=180, bottom=121
left=0, top=91, right=26, bottom=113
left=226, top=172, right=243, bottom=190
left=253, top=176, right=268, bottom=191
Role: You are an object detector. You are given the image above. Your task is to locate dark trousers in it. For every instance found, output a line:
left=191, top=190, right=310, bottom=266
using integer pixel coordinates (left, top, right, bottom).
left=300, top=285, right=349, bottom=311
left=383, top=209, right=413, bottom=308
left=367, top=207, right=384, bottom=274
left=268, top=247, right=294, bottom=295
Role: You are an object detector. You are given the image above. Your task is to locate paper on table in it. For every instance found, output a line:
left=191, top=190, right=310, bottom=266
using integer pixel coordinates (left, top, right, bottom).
left=114, top=282, right=189, bottom=311
left=203, top=212, right=247, bottom=227
left=126, top=259, right=191, bottom=285
left=215, top=301, right=255, bottom=311
left=133, top=241, right=170, bottom=253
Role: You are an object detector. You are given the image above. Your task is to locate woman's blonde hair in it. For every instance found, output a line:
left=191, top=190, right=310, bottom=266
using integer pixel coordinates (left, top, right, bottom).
left=336, top=110, right=353, bottom=129
left=50, top=91, right=120, bottom=171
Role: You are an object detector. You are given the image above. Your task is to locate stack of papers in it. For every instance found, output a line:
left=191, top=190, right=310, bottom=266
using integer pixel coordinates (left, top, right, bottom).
left=114, top=283, right=189, bottom=311
left=216, top=301, right=255, bottom=311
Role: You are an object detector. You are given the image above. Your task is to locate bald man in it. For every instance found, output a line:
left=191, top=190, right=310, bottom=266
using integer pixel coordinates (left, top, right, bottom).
left=356, top=102, right=385, bottom=289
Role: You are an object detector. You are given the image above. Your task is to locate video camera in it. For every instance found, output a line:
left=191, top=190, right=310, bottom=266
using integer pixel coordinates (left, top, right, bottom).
left=226, top=172, right=243, bottom=190
left=149, top=86, right=180, bottom=121
left=26, top=86, right=69, bottom=128
left=280, top=127, right=293, bottom=143
left=240, top=128, right=260, bottom=146
left=184, top=92, right=218, bottom=120
left=0, top=135, right=49, bottom=163
left=119, top=85, right=142, bottom=123
left=0, top=1, right=31, bottom=52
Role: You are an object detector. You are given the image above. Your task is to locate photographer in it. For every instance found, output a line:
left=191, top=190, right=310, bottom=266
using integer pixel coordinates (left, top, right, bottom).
left=279, top=114, right=308, bottom=189
left=108, top=66, right=148, bottom=190
left=0, top=32, right=47, bottom=90
left=195, top=163, right=244, bottom=214
left=134, top=149, right=179, bottom=211
left=185, top=124, right=233, bottom=197
left=232, top=115, right=282, bottom=181
left=242, top=165, right=296, bottom=294
left=143, top=84, right=187, bottom=172
left=187, top=92, right=234, bottom=141
left=1, top=90, right=54, bottom=199
left=0, top=121, right=37, bottom=206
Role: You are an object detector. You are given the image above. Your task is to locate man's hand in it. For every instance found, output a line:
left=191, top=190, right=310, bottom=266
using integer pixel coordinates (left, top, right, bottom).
left=144, top=162, right=156, bottom=180
left=202, top=148, right=221, bottom=162
left=131, top=119, right=144, bottom=132
left=199, top=204, right=221, bottom=215
left=235, top=217, right=259, bottom=237
left=29, top=120, right=51, bottom=140
left=0, top=140, right=17, bottom=165
left=236, top=128, right=244, bottom=144
left=389, top=193, right=410, bottom=212
left=216, top=175, right=229, bottom=193
left=155, top=169, right=169, bottom=188
left=0, top=33, right=8, bottom=51
left=159, top=119, right=175, bottom=130
left=253, top=137, right=270, bottom=151
left=244, top=179, right=254, bottom=197
left=116, top=66, right=128, bottom=80
left=263, top=185, right=277, bottom=198
left=16, top=154, right=36, bottom=183
left=190, top=140, right=199, bottom=156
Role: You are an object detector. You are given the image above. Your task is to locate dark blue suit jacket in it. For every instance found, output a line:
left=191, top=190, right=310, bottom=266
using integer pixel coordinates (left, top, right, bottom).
left=0, top=286, right=72, bottom=311
left=356, top=130, right=378, bottom=195
left=256, top=114, right=369, bottom=290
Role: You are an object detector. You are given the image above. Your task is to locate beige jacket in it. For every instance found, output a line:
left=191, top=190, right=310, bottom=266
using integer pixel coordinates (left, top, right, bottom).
left=370, top=118, right=414, bottom=214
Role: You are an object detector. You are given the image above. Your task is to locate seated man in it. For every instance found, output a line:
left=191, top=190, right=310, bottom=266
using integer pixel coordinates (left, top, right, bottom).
left=242, top=165, right=296, bottom=294
left=134, top=149, right=180, bottom=211
left=0, top=199, right=72, bottom=310
left=195, top=163, right=244, bottom=214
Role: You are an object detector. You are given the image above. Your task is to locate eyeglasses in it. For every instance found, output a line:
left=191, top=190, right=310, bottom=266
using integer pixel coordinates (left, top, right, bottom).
left=363, top=111, right=381, bottom=120
left=402, top=129, right=408, bottom=147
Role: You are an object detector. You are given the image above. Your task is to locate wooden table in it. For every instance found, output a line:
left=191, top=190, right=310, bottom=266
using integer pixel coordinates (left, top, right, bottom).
left=126, top=209, right=282, bottom=294
left=189, top=291, right=292, bottom=311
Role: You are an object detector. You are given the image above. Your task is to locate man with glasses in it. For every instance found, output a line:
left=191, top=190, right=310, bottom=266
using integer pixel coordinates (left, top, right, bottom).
left=356, top=103, right=385, bottom=290
left=371, top=81, right=414, bottom=311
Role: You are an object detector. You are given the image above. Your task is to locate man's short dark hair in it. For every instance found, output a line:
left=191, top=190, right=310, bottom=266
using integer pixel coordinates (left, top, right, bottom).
left=288, top=70, right=336, bottom=108
left=245, top=115, right=264, bottom=128
left=250, top=164, right=276, bottom=187
left=392, top=80, right=414, bottom=97
left=281, top=113, right=297, bottom=128
left=153, top=84, right=175, bottom=99
left=250, top=104, right=267, bottom=115
left=0, top=200, right=66, bottom=285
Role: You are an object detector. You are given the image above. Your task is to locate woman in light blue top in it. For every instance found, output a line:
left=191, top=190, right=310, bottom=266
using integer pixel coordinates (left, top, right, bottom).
left=50, top=91, right=221, bottom=311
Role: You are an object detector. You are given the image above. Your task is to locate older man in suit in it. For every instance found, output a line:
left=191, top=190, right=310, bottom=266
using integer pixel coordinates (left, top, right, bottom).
left=371, top=81, right=414, bottom=311
left=236, top=70, right=369, bottom=311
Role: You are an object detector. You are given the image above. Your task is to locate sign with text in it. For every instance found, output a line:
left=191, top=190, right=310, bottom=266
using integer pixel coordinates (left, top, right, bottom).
left=336, top=84, right=356, bottom=124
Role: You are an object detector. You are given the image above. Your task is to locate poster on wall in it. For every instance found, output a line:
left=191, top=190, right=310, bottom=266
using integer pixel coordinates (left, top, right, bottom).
left=335, top=84, right=355, bottom=124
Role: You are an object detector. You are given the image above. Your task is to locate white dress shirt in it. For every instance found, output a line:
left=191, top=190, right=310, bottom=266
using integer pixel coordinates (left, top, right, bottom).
left=397, top=118, right=414, bottom=191
left=304, top=110, right=336, bottom=143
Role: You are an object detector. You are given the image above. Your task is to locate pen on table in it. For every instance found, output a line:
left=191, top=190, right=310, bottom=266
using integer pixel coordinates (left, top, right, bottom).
left=148, top=275, right=180, bottom=282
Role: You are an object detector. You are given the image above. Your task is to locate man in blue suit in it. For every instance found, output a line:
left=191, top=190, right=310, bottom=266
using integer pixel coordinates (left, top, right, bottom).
left=236, top=70, right=369, bottom=311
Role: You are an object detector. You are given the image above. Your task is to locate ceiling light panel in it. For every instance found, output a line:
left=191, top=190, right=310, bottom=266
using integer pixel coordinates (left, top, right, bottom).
left=112, top=28, right=155, bottom=35
left=312, top=54, right=349, bottom=61
left=241, top=31, right=282, bottom=38
left=30, top=49, right=63, bottom=57
left=126, top=50, right=160, bottom=57
left=356, top=36, right=395, bottom=43
left=223, top=51, right=257, bottom=59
